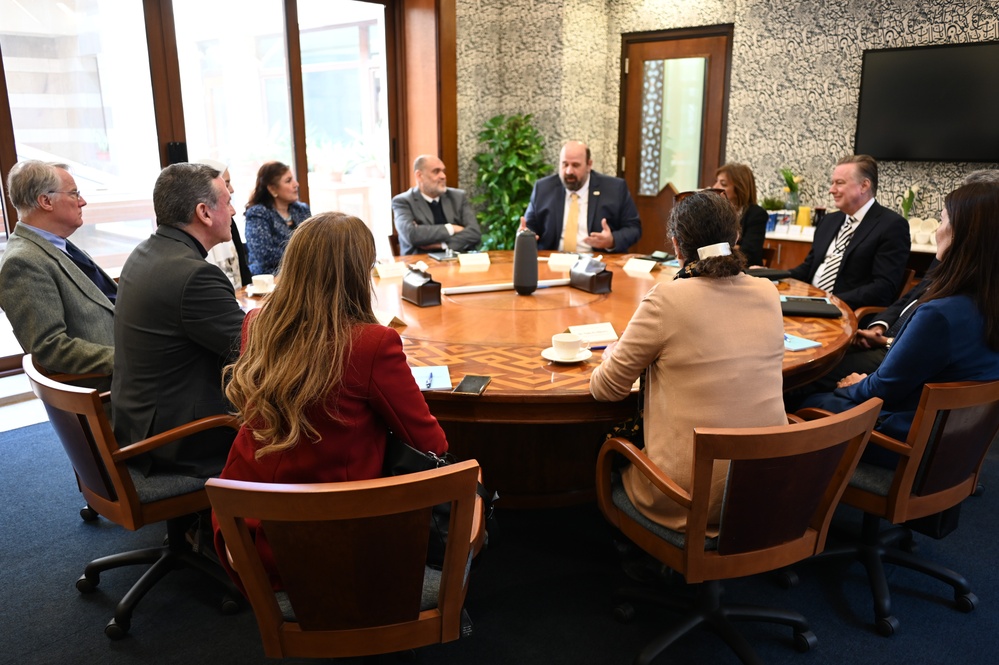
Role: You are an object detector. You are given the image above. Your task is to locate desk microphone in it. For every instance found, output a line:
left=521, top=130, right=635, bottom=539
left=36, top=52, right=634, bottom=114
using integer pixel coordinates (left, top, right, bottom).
left=513, top=229, right=539, bottom=295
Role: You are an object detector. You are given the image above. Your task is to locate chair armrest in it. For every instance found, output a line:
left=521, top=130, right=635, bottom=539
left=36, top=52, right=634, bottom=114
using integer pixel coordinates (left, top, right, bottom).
left=598, top=437, right=692, bottom=509
left=853, top=306, right=886, bottom=323
left=793, top=407, right=836, bottom=422
left=786, top=414, right=805, bottom=424
left=112, top=414, right=241, bottom=462
left=867, top=429, right=913, bottom=457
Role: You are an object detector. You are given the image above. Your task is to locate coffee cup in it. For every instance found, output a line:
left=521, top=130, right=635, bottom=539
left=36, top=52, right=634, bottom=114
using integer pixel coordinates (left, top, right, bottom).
left=915, top=232, right=931, bottom=245
left=552, top=332, right=589, bottom=360
left=252, top=274, right=275, bottom=292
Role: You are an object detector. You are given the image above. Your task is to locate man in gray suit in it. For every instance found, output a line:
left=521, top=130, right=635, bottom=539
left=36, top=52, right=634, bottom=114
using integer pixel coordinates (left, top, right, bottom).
left=112, top=163, right=245, bottom=477
left=392, top=155, right=481, bottom=255
left=0, top=160, right=116, bottom=385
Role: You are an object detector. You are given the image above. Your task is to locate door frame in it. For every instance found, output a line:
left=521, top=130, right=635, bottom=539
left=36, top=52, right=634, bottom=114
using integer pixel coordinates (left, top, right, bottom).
left=617, top=25, right=733, bottom=255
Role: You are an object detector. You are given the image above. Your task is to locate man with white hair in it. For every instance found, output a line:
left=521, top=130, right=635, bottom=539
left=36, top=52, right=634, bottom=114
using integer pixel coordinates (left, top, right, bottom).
left=0, top=160, right=116, bottom=384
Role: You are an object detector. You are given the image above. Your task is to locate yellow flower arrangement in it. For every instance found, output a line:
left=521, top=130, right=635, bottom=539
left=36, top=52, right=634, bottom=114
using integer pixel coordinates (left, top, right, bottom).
left=780, top=168, right=802, bottom=194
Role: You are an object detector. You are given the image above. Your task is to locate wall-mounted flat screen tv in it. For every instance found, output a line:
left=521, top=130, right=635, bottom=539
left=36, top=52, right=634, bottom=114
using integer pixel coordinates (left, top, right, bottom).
left=854, top=41, right=999, bottom=162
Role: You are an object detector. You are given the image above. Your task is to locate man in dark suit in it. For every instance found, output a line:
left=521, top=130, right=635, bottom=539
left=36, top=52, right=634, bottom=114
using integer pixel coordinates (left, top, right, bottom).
left=112, top=163, right=245, bottom=478
left=392, top=155, right=481, bottom=255
left=521, top=140, right=641, bottom=253
left=0, top=160, right=116, bottom=387
left=788, top=154, right=910, bottom=309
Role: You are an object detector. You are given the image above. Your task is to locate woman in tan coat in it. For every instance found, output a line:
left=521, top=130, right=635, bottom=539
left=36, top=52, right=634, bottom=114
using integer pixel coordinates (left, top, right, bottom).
left=590, top=191, right=787, bottom=533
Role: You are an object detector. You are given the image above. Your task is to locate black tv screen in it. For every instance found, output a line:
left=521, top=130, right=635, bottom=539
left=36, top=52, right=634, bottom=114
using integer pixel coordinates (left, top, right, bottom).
left=854, top=42, right=999, bottom=162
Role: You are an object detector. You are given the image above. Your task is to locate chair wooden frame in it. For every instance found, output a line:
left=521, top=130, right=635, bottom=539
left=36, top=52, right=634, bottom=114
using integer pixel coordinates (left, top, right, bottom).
left=596, top=398, right=881, bottom=665
left=796, top=380, right=999, bottom=635
left=207, top=459, right=481, bottom=660
left=22, top=354, right=240, bottom=639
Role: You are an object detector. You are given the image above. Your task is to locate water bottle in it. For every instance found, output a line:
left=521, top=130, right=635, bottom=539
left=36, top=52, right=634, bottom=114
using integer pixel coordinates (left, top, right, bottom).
left=512, top=229, right=538, bottom=295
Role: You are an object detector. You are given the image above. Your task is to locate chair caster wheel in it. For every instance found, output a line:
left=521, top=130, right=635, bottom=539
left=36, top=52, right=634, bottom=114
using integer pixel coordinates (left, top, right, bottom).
left=898, top=536, right=917, bottom=553
left=875, top=615, right=899, bottom=636
left=613, top=602, right=636, bottom=623
left=221, top=595, right=241, bottom=615
left=775, top=570, right=799, bottom=589
left=794, top=630, right=818, bottom=652
left=105, top=618, right=129, bottom=640
left=76, top=574, right=98, bottom=593
left=80, top=505, right=99, bottom=522
left=955, top=592, right=978, bottom=613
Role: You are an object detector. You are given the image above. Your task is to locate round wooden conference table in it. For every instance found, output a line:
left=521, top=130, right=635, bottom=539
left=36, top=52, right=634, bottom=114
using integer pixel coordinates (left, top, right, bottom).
left=240, top=251, right=856, bottom=508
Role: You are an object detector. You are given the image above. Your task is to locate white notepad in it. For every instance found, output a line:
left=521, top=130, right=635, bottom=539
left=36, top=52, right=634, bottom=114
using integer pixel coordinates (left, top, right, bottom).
left=568, top=322, right=619, bottom=344
left=411, top=366, right=452, bottom=391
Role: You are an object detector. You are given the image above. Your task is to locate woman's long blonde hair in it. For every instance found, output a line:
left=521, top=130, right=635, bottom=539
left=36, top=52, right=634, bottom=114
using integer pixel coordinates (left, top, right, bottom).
left=225, top=212, right=378, bottom=458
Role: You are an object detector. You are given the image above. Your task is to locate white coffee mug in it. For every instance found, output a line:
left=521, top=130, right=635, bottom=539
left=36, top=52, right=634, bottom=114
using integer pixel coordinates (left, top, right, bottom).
left=552, top=332, right=588, bottom=360
left=915, top=231, right=931, bottom=245
left=252, top=274, right=275, bottom=292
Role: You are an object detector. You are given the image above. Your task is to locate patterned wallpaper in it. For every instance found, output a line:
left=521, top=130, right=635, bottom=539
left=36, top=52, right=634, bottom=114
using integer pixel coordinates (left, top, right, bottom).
left=455, top=0, right=999, bottom=222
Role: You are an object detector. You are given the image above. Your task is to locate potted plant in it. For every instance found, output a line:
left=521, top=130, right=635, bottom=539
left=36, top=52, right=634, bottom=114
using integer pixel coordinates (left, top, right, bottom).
left=472, top=114, right=551, bottom=250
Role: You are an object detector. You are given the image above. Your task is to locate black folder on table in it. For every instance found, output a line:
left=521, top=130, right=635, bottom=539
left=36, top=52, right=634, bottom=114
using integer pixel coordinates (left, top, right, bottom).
left=780, top=296, right=842, bottom=318
left=747, top=267, right=792, bottom=280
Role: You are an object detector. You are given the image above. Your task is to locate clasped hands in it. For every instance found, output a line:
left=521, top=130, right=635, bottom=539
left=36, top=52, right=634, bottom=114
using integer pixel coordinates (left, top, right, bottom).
left=518, top=217, right=616, bottom=250
left=853, top=325, right=890, bottom=350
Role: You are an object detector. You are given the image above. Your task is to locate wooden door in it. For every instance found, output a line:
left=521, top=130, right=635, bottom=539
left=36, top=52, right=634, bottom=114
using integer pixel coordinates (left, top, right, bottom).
left=619, top=26, right=732, bottom=255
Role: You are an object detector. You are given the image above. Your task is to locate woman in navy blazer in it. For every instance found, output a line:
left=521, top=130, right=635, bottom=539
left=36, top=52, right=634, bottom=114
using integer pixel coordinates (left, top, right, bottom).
left=801, top=182, right=999, bottom=458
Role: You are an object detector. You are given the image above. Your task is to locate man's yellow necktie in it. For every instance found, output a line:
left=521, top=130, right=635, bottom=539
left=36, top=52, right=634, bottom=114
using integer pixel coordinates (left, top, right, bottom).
left=564, top=193, right=579, bottom=252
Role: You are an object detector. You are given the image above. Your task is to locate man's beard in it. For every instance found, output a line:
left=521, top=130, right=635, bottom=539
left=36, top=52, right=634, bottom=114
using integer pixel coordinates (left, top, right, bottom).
left=561, top=174, right=585, bottom=192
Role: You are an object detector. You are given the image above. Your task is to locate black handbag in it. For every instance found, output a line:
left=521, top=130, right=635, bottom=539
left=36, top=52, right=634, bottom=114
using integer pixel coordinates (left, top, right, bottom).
left=383, top=433, right=492, bottom=567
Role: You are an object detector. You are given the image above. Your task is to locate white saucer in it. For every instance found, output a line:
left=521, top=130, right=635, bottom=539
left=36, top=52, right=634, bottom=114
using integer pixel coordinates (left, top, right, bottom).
left=244, top=285, right=274, bottom=297
left=541, top=347, right=592, bottom=363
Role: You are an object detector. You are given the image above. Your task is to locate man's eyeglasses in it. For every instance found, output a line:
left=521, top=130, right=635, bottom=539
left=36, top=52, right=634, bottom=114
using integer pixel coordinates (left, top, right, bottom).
left=674, top=188, right=725, bottom=202
left=47, top=190, right=82, bottom=200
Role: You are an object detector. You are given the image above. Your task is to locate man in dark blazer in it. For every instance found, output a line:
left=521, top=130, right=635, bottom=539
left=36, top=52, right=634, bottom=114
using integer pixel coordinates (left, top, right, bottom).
left=112, top=163, right=245, bottom=478
left=521, top=141, right=641, bottom=253
left=0, top=160, right=116, bottom=387
left=392, top=155, right=481, bottom=255
left=789, top=155, right=910, bottom=309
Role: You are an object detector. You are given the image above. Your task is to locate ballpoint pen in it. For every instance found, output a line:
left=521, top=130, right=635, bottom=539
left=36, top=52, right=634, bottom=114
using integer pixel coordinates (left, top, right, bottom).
left=426, top=372, right=433, bottom=389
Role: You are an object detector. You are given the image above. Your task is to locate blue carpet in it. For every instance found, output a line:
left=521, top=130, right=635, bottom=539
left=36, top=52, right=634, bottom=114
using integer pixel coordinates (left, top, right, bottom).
left=1, top=421, right=996, bottom=664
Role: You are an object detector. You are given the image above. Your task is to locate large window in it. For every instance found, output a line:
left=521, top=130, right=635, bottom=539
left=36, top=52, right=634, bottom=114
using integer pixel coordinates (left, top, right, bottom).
left=0, top=0, right=161, bottom=267
left=0, top=0, right=454, bottom=269
left=299, top=0, right=390, bottom=242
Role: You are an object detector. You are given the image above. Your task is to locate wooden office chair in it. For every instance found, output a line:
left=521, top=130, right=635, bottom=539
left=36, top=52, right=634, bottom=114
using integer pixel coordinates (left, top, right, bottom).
left=28, top=359, right=112, bottom=522
left=389, top=228, right=401, bottom=256
left=22, top=354, right=241, bottom=639
left=760, top=246, right=776, bottom=268
left=207, top=459, right=481, bottom=660
left=796, top=380, right=999, bottom=635
left=596, top=398, right=881, bottom=664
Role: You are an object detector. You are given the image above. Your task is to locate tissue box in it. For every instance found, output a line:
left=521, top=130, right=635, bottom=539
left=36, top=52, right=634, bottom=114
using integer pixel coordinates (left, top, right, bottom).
left=569, top=262, right=613, bottom=294
left=401, top=268, right=442, bottom=307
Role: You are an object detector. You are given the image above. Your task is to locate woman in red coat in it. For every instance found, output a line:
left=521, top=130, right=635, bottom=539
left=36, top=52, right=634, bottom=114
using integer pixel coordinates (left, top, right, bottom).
left=212, top=211, right=448, bottom=589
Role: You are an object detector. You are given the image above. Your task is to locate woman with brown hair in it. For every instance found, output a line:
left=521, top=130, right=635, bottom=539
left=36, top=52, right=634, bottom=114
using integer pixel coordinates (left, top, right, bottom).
left=801, top=182, right=999, bottom=452
left=711, top=162, right=769, bottom=266
left=590, top=191, right=786, bottom=533
left=244, top=161, right=311, bottom=275
left=212, top=212, right=447, bottom=585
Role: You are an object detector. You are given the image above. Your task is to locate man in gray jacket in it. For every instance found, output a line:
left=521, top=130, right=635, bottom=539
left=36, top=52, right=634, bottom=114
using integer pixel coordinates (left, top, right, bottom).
left=0, top=160, right=116, bottom=385
left=392, top=155, right=481, bottom=255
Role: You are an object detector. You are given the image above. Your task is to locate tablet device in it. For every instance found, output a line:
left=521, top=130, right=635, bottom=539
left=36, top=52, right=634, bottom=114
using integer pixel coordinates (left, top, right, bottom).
left=779, top=295, right=842, bottom=318
left=452, top=375, right=491, bottom=395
